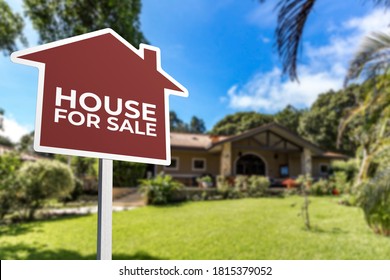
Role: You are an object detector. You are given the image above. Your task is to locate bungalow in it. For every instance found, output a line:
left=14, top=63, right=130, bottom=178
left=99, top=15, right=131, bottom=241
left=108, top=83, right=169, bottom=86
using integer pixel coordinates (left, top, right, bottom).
left=153, top=123, right=348, bottom=186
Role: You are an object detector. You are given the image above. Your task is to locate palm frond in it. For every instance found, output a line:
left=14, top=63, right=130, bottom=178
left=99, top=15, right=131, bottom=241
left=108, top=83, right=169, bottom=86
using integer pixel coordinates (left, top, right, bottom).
left=345, top=31, right=390, bottom=85
left=275, top=0, right=316, bottom=82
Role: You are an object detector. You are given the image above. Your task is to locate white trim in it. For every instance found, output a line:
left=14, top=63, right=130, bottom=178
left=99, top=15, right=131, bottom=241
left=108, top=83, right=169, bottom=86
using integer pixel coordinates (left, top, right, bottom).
left=192, top=157, right=206, bottom=172
left=164, top=157, right=179, bottom=171
left=233, top=152, right=268, bottom=176
left=11, top=28, right=188, bottom=165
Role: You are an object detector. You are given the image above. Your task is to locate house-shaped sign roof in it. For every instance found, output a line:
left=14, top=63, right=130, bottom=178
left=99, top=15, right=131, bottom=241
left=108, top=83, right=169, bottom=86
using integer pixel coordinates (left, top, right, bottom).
left=11, top=29, right=188, bottom=165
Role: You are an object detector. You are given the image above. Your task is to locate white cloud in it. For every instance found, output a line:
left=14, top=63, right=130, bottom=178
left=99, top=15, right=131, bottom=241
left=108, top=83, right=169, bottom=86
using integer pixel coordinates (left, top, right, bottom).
left=227, top=8, right=390, bottom=112
left=0, top=116, right=31, bottom=143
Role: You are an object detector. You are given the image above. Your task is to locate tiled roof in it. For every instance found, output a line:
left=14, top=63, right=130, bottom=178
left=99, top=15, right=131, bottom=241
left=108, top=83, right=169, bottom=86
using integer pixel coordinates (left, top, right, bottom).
left=170, top=133, right=227, bottom=149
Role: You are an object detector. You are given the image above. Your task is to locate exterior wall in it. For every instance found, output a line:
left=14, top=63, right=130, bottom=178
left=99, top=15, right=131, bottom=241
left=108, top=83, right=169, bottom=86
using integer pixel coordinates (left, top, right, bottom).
left=155, top=150, right=220, bottom=185
left=312, top=158, right=333, bottom=178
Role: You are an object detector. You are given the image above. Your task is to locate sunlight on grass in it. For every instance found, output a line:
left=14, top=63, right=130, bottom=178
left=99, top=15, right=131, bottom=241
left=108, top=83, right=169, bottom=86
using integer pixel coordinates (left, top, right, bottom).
left=0, top=196, right=389, bottom=259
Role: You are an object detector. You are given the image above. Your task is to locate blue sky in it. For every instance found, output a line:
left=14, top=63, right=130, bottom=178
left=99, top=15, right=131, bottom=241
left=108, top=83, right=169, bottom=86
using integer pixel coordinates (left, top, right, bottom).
left=1, top=0, right=389, bottom=142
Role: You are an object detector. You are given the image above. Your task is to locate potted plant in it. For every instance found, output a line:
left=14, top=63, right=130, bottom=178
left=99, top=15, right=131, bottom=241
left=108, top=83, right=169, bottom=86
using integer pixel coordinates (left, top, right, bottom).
left=197, top=175, right=213, bottom=188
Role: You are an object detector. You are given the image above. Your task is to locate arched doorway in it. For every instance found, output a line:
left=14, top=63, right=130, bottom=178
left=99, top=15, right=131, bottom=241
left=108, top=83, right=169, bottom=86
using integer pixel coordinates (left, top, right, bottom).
left=236, top=154, right=266, bottom=176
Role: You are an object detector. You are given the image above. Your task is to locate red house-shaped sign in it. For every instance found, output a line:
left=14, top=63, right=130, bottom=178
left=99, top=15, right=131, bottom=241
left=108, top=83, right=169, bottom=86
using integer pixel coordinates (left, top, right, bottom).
left=11, top=29, right=188, bottom=165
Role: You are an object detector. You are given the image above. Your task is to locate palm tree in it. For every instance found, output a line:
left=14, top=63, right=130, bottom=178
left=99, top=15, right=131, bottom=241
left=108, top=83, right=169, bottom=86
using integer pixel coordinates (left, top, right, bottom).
left=339, top=31, right=390, bottom=184
left=260, top=0, right=390, bottom=81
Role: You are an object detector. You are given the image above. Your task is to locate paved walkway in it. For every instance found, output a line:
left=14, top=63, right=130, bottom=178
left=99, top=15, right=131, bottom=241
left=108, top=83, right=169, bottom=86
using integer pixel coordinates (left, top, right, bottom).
left=43, top=191, right=145, bottom=215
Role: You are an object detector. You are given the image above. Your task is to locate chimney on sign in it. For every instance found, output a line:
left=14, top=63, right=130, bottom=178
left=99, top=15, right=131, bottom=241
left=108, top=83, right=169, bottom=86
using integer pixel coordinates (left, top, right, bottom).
left=144, top=48, right=157, bottom=69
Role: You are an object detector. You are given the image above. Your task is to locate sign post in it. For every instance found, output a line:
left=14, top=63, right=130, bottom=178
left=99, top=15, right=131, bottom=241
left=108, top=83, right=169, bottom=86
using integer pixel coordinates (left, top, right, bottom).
left=11, top=28, right=188, bottom=260
left=97, top=159, right=113, bottom=260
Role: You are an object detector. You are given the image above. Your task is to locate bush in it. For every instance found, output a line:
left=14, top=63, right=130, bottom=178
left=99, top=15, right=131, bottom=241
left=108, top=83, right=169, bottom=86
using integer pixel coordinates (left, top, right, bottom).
left=0, top=152, right=22, bottom=221
left=331, top=159, right=357, bottom=183
left=114, top=161, right=146, bottom=187
left=310, top=179, right=333, bottom=196
left=17, top=159, right=75, bottom=220
left=139, top=173, right=183, bottom=205
left=196, top=175, right=213, bottom=188
left=248, top=176, right=270, bottom=197
left=359, top=171, right=390, bottom=236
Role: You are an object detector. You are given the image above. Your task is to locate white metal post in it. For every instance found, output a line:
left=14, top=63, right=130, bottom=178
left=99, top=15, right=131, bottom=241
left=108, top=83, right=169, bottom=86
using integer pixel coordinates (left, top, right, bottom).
left=97, top=158, right=113, bottom=260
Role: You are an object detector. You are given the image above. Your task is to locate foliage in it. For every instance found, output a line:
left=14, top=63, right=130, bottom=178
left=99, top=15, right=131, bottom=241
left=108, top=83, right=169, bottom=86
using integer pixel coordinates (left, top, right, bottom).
left=210, top=112, right=274, bottom=135
left=298, top=87, right=357, bottom=154
left=310, top=179, right=333, bottom=196
left=170, top=111, right=207, bottom=133
left=248, top=176, right=270, bottom=197
left=113, top=161, right=146, bottom=187
left=274, top=105, right=305, bottom=133
left=189, top=116, right=206, bottom=133
left=17, top=159, right=75, bottom=220
left=217, top=175, right=269, bottom=198
left=139, top=173, right=183, bottom=205
left=0, top=135, right=14, bottom=147
left=0, top=0, right=26, bottom=53
left=23, top=0, right=147, bottom=45
left=359, top=170, right=390, bottom=236
left=0, top=152, right=22, bottom=221
left=331, top=159, right=358, bottom=183
left=259, top=0, right=390, bottom=81
left=17, top=131, right=34, bottom=154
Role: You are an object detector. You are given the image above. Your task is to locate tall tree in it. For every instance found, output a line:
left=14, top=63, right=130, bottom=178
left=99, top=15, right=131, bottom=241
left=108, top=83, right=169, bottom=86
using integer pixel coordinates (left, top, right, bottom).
left=340, top=31, right=390, bottom=184
left=170, top=111, right=189, bottom=132
left=24, top=0, right=147, bottom=45
left=298, top=87, right=357, bottom=154
left=274, top=104, right=304, bottom=133
left=189, top=116, right=206, bottom=134
left=0, top=0, right=26, bottom=53
left=210, top=112, right=274, bottom=135
left=260, top=0, right=390, bottom=81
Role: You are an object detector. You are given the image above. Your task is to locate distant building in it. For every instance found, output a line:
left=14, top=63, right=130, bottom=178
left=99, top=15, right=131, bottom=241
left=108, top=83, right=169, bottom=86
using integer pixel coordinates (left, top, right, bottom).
left=154, top=123, right=348, bottom=186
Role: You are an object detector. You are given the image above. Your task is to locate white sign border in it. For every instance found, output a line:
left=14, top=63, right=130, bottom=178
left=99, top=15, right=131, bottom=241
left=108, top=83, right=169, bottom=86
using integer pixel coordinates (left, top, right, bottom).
left=11, top=29, right=188, bottom=165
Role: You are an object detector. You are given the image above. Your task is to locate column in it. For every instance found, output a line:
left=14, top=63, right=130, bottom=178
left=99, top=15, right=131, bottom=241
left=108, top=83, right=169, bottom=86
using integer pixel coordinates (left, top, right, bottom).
left=220, top=142, right=232, bottom=176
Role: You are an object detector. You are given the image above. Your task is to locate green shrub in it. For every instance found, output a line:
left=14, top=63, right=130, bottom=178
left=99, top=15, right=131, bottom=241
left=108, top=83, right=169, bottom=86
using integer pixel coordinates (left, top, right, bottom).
left=359, top=171, right=390, bottom=236
left=114, top=161, right=146, bottom=187
left=234, top=175, right=248, bottom=191
left=331, top=159, right=357, bottom=182
left=0, top=152, right=22, bottom=221
left=196, top=175, right=213, bottom=188
left=310, top=179, right=333, bottom=196
left=17, top=159, right=75, bottom=220
left=332, top=171, right=351, bottom=194
left=248, top=176, right=270, bottom=197
left=139, top=173, right=183, bottom=205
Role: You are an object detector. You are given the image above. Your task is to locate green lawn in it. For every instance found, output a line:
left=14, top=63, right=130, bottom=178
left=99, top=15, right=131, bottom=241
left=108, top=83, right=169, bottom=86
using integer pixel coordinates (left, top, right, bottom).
left=0, top=196, right=389, bottom=259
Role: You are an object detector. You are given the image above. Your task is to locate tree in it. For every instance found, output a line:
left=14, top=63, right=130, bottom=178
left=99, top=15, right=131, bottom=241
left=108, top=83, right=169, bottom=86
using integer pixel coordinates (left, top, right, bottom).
left=0, top=152, right=22, bottom=220
left=0, top=135, right=13, bottom=147
left=170, top=111, right=189, bottom=132
left=189, top=116, right=206, bottom=133
left=17, top=159, right=75, bottom=220
left=340, top=32, right=390, bottom=184
left=24, top=0, right=147, bottom=45
left=210, top=112, right=274, bottom=135
left=274, top=105, right=304, bottom=133
left=298, top=87, right=357, bottom=154
left=260, top=0, right=390, bottom=81
left=0, top=0, right=26, bottom=53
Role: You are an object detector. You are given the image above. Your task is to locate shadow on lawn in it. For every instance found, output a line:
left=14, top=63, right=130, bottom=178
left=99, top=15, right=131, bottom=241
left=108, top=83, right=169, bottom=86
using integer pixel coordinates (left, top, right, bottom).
left=0, top=243, right=162, bottom=260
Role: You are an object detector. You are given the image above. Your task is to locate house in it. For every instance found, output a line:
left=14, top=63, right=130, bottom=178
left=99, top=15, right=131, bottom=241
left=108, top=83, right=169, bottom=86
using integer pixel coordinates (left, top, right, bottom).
left=154, top=123, right=348, bottom=186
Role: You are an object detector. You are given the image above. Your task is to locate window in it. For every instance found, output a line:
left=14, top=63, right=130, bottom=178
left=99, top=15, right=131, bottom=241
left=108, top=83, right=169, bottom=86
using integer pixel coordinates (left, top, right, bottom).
left=280, top=165, right=289, bottom=178
left=192, top=158, right=206, bottom=171
left=164, top=157, right=179, bottom=170
left=319, top=164, right=329, bottom=176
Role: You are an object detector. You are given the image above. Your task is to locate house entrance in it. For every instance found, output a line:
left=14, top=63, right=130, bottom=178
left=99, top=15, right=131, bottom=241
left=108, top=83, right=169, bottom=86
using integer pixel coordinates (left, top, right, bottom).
left=236, top=154, right=266, bottom=176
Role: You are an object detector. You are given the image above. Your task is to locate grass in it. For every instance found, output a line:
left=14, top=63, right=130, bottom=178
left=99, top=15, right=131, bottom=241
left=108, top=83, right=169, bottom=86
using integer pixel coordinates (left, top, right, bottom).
left=0, top=196, right=389, bottom=259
